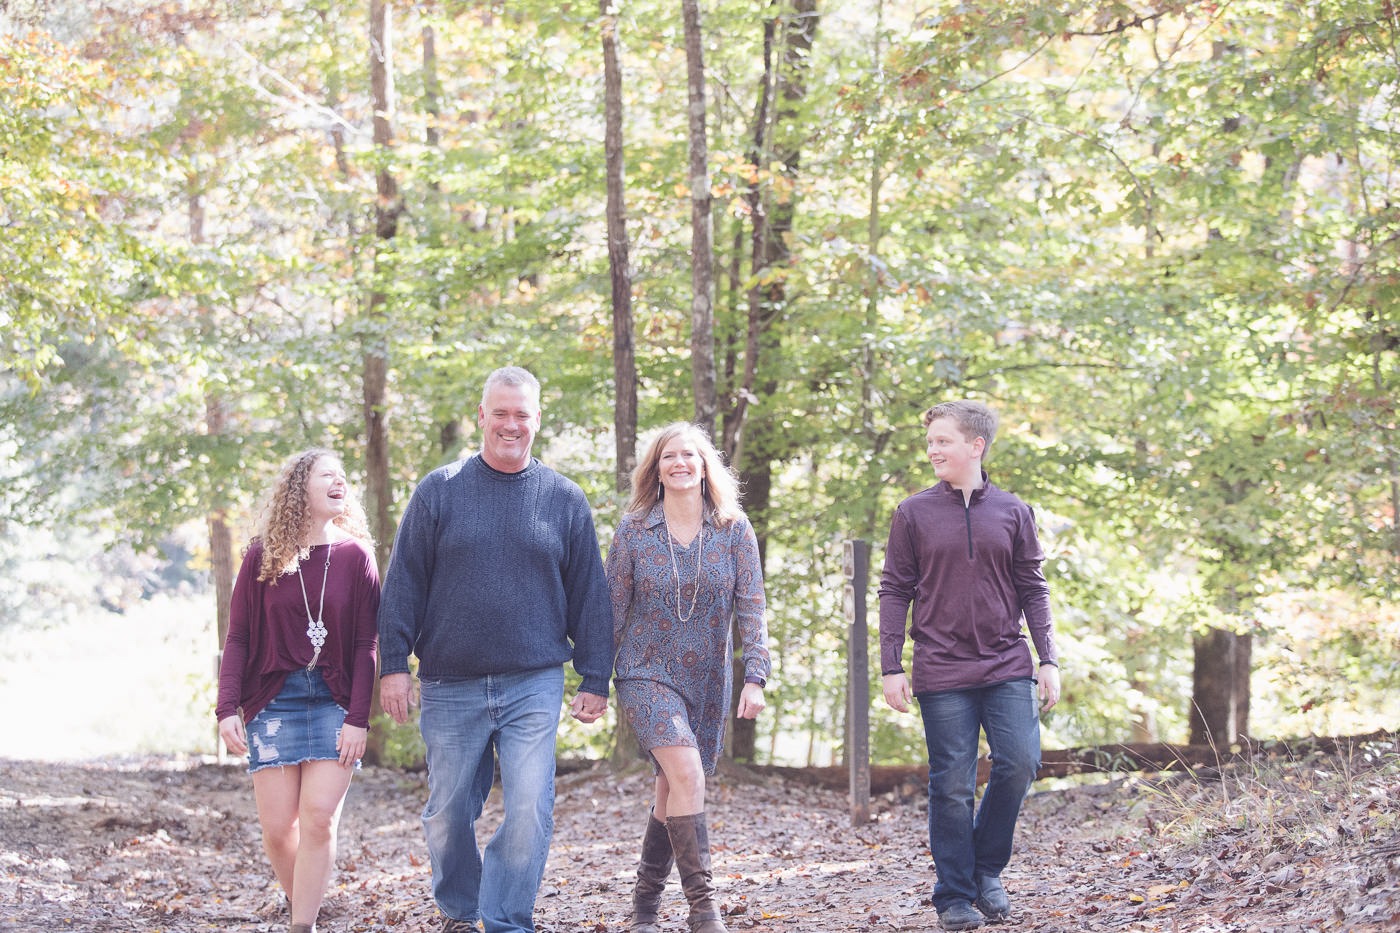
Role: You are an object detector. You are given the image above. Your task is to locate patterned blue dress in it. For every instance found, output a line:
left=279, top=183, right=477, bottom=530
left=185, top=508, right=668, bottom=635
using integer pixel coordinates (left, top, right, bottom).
left=606, top=502, right=771, bottom=774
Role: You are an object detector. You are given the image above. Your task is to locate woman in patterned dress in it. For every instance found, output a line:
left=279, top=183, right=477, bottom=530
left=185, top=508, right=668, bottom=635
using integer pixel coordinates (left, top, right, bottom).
left=606, top=423, right=772, bottom=933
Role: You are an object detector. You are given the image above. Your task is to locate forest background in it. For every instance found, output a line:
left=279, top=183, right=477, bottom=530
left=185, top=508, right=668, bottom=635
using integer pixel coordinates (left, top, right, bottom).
left=1, top=0, right=1397, bottom=767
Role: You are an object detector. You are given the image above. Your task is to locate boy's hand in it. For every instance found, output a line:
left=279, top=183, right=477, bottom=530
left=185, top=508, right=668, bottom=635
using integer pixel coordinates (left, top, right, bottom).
left=1038, top=664, right=1061, bottom=712
left=882, top=672, right=913, bottom=713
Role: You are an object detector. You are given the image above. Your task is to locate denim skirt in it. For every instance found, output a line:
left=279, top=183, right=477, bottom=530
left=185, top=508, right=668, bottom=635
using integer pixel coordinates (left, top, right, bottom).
left=245, top=668, right=357, bottom=773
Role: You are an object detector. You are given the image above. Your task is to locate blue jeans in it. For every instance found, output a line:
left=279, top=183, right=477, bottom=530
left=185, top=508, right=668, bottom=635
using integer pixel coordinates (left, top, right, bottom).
left=419, top=667, right=565, bottom=932
left=917, top=678, right=1040, bottom=911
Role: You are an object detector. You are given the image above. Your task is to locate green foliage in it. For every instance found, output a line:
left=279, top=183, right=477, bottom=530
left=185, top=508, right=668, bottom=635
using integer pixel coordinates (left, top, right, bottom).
left=2, top=0, right=1396, bottom=760
left=374, top=714, right=429, bottom=770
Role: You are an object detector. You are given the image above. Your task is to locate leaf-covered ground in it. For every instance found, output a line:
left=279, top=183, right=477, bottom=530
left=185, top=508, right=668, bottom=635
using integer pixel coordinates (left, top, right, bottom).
left=2, top=744, right=1397, bottom=932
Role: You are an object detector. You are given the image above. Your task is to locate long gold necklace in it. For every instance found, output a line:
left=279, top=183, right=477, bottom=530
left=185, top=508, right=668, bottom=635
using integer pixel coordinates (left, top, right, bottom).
left=662, top=510, right=703, bottom=622
left=297, top=544, right=331, bottom=670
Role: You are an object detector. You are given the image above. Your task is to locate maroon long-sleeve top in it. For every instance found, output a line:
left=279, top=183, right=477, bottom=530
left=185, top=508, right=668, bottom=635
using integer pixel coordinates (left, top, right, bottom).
left=878, top=477, right=1057, bottom=694
left=216, top=538, right=380, bottom=728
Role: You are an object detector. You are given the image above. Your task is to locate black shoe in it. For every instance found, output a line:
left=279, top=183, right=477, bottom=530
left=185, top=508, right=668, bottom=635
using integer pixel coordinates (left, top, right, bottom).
left=975, top=875, right=1010, bottom=920
left=937, top=900, right=984, bottom=931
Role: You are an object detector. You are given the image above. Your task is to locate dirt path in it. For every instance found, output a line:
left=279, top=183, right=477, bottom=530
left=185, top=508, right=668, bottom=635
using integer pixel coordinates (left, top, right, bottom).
left=1, top=756, right=1395, bottom=932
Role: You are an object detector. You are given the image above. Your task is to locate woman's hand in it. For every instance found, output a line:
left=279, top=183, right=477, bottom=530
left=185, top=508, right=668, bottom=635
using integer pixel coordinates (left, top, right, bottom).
left=337, top=723, right=368, bottom=768
left=736, top=682, right=766, bottom=719
left=218, top=715, right=247, bottom=757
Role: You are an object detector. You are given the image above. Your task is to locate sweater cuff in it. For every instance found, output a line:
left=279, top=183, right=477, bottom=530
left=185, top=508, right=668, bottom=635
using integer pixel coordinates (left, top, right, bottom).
left=579, top=677, right=611, bottom=698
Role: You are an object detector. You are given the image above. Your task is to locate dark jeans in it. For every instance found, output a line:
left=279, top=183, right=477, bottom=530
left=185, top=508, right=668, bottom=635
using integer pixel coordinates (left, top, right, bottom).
left=917, top=678, right=1040, bottom=910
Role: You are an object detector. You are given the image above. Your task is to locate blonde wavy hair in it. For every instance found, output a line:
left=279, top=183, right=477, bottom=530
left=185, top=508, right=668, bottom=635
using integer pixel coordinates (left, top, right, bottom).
left=251, top=448, right=373, bottom=583
left=624, top=423, right=744, bottom=527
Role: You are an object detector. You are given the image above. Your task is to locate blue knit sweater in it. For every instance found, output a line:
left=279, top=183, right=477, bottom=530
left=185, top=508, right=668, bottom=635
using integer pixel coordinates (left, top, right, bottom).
left=377, top=454, right=614, bottom=697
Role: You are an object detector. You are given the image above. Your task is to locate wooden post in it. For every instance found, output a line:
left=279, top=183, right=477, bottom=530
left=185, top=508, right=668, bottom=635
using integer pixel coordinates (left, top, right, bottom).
left=844, top=539, right=871, bottom=825
left=214, top=651, right=225, bottom=764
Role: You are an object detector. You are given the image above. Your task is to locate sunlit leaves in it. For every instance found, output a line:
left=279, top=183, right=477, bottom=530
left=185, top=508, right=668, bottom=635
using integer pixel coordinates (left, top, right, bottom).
left=1, top=0, right=1396, bottom=754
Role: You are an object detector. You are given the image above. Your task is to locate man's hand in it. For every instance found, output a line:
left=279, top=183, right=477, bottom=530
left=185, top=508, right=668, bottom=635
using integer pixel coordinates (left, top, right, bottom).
left=380, top=672, right=414, bottom=725
left=570, top=691, right=608, bottom=724
left=882, top=672, right=913, bottom=713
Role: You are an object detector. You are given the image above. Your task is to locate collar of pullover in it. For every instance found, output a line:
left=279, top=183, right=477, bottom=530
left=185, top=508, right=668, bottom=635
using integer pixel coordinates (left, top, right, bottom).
left=932, top=471, right=993, bottom=503
left=473, top=453, right=539, bottom=481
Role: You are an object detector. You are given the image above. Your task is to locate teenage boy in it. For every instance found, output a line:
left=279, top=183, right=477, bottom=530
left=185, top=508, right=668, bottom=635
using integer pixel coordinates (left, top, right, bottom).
left=878, top=400, right=1061, bottom=931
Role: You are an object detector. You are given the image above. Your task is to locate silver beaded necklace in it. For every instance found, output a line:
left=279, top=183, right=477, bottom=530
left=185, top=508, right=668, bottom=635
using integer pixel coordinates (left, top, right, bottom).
left=297, top=544, right=331, bottom=670
left=662, top=511, right=703, bottom=622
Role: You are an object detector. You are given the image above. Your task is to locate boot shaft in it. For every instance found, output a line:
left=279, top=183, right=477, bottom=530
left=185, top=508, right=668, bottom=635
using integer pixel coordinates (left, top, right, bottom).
left=639, top=811, right=674, bottom=877
left=632, top=809, right=675, bottom=930
left=666, top=812, right=727, bottom=932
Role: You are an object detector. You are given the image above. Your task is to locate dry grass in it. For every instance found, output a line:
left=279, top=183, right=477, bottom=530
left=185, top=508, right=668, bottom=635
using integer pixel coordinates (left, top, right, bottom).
left=1126, top=735, right=1400, bottom=930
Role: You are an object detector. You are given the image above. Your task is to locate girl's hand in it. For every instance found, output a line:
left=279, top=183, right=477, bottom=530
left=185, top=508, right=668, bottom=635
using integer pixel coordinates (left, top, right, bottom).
left=337, top=723, right=368, bottom=767
left=218, top=715, right=248, bottom=756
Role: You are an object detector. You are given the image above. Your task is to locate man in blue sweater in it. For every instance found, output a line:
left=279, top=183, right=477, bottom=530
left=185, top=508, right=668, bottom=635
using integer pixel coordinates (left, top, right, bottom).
left=878, top=400, right=1061, bottom=932
left=378, top=366, right=613, bottom=933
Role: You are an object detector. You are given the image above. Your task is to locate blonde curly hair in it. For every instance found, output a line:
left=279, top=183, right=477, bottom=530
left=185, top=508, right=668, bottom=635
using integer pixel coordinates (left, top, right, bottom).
left=251, top=448, right=373, bottom=583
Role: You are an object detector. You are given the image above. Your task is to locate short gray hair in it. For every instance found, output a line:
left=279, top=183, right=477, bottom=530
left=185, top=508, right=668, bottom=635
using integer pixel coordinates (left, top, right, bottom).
left=481, top=366, right=540, bottom=408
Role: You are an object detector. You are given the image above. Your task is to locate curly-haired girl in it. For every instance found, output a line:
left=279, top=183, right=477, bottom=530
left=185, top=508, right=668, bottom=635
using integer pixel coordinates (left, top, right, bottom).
left=216, top=448, right=380, bottom=933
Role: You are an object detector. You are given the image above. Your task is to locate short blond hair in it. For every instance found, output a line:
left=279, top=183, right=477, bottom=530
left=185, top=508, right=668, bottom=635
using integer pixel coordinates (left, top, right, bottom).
left=923, top=400, right=999, bottom=457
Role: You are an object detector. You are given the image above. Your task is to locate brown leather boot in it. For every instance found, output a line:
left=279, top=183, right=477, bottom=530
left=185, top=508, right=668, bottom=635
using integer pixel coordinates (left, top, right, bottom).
left=288, top=924, right=314, bottom=933
left=630, top=810, right=674, bottom=932
left=666, top=812, right=727, bottom=933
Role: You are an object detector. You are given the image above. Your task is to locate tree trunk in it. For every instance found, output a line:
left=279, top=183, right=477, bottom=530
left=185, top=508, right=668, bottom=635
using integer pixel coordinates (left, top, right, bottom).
left=759, top=729, right=1396, bottom=791
left=728, top=456, right=773, bottom=763
left=362, top=0, right=400, bottom=768
left=858, top=0, right=884, bottom=543
left=724, top=0, right=819, bottom=764
left=681, top=0, right=716, bottom=433
left=601, top=0, right=637, bottom=492
left=601, top=0, right=642, bottom=767
left=205, top=431, right=235, bottom=652
left=722, top=0, right=817, bottom=465
left=1189, top=626, right=1252, bottom=747
left=421, top=7, right=464, bottom=458
left=188, top=186, right=236, bottom=653
left=365, top=0, right=398, bottom=574
left=1189, top=471, right=1258, bottom=748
